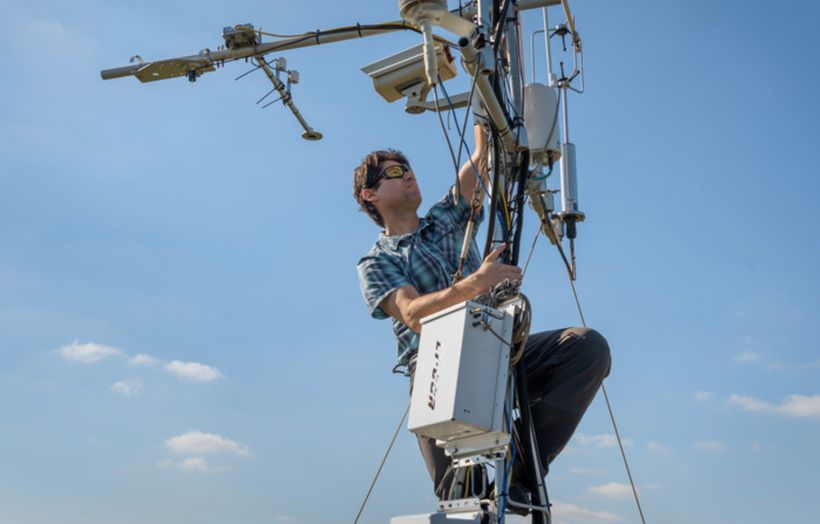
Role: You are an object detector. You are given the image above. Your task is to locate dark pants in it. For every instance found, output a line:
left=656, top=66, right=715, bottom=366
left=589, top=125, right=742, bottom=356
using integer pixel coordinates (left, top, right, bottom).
left=417, top=327, right=611, bottom=499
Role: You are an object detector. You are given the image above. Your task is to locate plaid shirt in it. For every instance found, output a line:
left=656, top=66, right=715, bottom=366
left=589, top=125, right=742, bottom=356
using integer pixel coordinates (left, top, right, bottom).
left=357, top=189, right=484, bottom=366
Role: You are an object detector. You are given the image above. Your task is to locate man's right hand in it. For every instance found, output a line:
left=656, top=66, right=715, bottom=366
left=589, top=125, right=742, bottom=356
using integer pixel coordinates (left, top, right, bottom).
left=381, top=244, right=522, bottom=334
left=463, top=243, right=522, bottom=297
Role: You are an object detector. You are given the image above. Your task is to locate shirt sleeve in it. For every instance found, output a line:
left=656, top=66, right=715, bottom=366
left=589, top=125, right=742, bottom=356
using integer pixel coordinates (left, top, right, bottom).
left=357, top=252, right=413, bottom=320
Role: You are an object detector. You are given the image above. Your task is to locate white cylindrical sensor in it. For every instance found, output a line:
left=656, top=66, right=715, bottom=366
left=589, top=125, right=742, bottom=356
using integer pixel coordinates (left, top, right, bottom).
left=524, top=83, right=561, bottom=162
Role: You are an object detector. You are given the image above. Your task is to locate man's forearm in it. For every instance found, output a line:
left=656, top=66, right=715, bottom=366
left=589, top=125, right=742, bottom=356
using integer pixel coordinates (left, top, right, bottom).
left=402, top=277, right=482, bottom=333
left=457, top=125, right=489, bottom=203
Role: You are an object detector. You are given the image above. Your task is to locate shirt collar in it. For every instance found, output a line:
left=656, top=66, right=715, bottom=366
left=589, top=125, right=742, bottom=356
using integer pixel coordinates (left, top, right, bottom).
left=377, top=216, right=433, bottom=249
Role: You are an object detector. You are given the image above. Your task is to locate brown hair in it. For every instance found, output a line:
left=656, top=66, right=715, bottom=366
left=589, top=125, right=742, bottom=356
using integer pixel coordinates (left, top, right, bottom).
left=352, top=149, right=410, bottom=227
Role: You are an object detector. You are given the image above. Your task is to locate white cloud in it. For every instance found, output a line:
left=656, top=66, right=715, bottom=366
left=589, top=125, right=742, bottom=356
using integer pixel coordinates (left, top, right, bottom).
left=59, top=341, right=122, bottom=363
left=129, top=353, right=161, bottom=366
left=551, top=501, right=623, bottom=524
left=799, top=359, right=820, bottom=369
left=647, top=440, right=670, bottom=454
left=180, top=457, right=219, bottom=472
left=574, top=433, right=632, bottom=448
left=731, top=350, right=762, bottom=363
left=728, top=393, right=820, bottom=419
left=110, top=379, right=142, bottom=398
left=157, top=457, right=227, bottom=473
left=165, top=360, right=223, bottom=382
left=166, top=431, right=249, bottom=456
left=693, top=440, right=726, bottom=451
left=588, top=482, right=637, bottom=500
left=694, top=390, right=714, bottom=402
left=567, top=467, right=603, bottom=476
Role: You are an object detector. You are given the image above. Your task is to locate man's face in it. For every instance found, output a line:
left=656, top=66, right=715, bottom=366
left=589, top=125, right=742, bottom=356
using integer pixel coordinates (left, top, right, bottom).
left=368, top=160, right=422, bottom=214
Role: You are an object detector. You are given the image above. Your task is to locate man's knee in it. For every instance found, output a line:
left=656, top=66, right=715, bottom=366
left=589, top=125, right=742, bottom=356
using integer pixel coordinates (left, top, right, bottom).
left=571, top=327, right=611, bottom=379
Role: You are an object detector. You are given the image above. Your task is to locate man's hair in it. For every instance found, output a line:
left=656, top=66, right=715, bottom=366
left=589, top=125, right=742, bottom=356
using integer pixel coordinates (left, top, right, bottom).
left=352, top=149, right=410, bottom=227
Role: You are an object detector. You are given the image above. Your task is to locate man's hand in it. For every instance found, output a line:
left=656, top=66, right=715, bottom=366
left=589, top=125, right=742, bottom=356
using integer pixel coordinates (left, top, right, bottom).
left=460, top=243, right=522, bottom=297
left=381, top=244, right=521, bottom=334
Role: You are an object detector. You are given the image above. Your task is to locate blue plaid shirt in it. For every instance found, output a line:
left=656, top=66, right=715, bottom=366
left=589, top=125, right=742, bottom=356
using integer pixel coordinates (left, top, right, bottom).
left=357, top=189, right=484, bottom=366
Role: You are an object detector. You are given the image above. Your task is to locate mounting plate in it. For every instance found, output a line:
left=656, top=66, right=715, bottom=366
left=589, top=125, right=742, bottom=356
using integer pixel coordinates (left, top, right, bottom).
left=134, top=58, right=215, bottom=83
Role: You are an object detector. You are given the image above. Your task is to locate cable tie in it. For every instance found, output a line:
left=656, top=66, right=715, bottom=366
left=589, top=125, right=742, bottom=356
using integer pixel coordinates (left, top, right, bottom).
left=314, top=29, right=320, bottom=45
left=356, top=22, right=362, bottom=38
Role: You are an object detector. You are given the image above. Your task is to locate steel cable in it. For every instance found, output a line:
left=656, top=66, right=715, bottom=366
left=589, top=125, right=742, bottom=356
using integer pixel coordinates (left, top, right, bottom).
left=352, top=401, right=411, bottom=524
left=560, top=259, right=648, bottom=524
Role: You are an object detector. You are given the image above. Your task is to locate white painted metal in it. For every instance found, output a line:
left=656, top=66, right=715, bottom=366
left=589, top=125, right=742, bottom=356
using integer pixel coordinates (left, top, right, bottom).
left=524, top=83, right=561, bottom=162
left=390, top=512, right=484, bottom=523
left=361, top=43, right=456, bottom=103
left=391, top=511, right=534, bottom=523
left=408, top=301, right=512, bottom=445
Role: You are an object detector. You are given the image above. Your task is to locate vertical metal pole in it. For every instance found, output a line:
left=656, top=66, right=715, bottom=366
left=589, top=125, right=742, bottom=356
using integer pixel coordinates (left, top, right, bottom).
left=542, top=7, right=556, bottom=87
left=514, top=356, right=549, bottom=524
left=506, top=17, right=524, bottom=121
left=496, top=375, right=516, bottom=521
left=559, top=86, right=572, bottom=214
left=477, top=0, right=492, bottom=28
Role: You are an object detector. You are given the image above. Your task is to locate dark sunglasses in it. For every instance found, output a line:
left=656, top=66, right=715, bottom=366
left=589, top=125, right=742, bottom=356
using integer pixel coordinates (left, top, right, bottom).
left=377, top=163, right=412, bottom=181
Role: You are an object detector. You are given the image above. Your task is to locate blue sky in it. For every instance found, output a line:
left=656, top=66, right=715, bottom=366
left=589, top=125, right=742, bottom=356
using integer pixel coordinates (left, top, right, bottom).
left=1, top=1, right=819, bottom=523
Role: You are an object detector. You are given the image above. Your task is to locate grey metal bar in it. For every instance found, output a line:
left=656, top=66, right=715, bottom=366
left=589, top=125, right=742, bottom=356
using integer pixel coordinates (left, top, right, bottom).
left=515, top=0, right=562, bottom=12
left=256, top=55, right=321, bottom=140
left=101, top=23, right=407, bottom=81
left=459, top=41, right=519, bottom=152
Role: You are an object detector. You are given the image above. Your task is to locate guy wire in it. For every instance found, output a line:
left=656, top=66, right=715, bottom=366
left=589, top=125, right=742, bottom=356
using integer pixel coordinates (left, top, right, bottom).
left=521, top=227, right=540, bottom=280
left=352, top=400, right=411, bottom=524
left=557, top=247, right=648, bottom=524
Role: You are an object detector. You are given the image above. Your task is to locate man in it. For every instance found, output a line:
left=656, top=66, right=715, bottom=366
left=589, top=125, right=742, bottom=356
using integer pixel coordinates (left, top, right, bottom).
left=354, top=124, right=611, bottom=502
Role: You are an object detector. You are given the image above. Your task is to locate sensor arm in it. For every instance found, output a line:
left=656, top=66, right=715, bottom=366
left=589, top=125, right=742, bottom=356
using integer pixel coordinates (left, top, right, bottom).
left=255, top=56, right=322, bottom=140
left=101, top=23, right=408, bottom=82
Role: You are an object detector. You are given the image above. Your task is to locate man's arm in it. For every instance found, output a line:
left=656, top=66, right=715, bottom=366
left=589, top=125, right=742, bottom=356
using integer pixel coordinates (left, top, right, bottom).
left=380, top=243, right=521, bottom=333
left=456, top=124, right=489, bottom=205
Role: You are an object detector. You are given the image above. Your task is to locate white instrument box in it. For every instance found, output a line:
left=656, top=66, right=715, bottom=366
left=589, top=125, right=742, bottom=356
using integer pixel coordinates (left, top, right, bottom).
left=408, top=300, right=513, bottom=445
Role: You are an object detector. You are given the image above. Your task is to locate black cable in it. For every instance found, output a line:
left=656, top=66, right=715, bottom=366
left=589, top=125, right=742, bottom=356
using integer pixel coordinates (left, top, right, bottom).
left=451, top=72, right=479, bottom=172
left=513, top=357, right=550, bottom=524
left=510, top=150, right=529, bottom=266
left=483, top=128, right=502, bottom=258
left=231, top=22, right=458, bottom=81
left=432, top=84, right=461, bottom=202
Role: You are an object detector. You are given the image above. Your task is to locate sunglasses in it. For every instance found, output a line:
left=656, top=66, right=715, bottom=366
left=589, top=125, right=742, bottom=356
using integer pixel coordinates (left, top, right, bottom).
left=377, top=163, right=412, bottom=181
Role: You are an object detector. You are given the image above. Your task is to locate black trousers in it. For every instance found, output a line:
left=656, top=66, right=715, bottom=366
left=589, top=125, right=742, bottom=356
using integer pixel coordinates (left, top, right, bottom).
left=416, top=327, right=611, bottom=499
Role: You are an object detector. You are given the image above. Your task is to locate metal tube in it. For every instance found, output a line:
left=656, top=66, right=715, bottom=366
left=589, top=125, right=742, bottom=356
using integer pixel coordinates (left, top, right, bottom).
left=543, top=7, right=556, bottom=87
left=459, top=43, right=519, bottom=152
left=530, top=29, right=543, bottom=83
left=505, top=17, right=524, bottom=121
left=559, top=0, right=576, bottom=35
left=561, top=82, right=570, bottom=144
left=559, top=87, right=571, bottom=213
left=419, top=19, right=438, bottom=86
left=100, top=64, right=144, bottom=80
left=515, top=0, right=561, bottom=12
left=477, top=0, right=492, bottom=27
left=102, top=23, right=408, bottom=81
left=257, top=56, right=321, bottom=139
left=514, top=357, right=550, bottom=524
